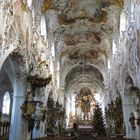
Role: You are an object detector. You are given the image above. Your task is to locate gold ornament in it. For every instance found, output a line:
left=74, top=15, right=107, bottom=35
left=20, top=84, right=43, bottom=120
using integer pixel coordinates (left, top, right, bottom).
left=41, top=0, right=51, bottom=14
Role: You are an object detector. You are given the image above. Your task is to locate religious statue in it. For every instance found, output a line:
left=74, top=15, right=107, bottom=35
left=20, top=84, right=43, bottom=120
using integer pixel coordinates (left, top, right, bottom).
left=32, top=103, right=44, bottom=121
left=20, top=89, right=36, bottom=120
left=131, top=87, right=140, bottom=111
left=81, top=96, right=90, bottom=113
left=133, top=96, right=140, bottom=111
left=69, top=112, right=74, bottom=127
left=110, top=120, right=116, bottom=135
left=129, top=112, right=136, bottom=130
left=25, top=90, right=34, bottom=101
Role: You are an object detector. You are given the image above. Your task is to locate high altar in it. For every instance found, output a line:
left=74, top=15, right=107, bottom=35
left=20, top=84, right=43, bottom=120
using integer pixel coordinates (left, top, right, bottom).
left=75, top=88, right=96, bottom=126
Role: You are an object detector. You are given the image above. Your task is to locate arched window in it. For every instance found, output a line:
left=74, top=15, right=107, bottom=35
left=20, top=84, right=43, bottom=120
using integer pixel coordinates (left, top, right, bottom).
left=120, top=12, right=126, bottom=37
left=94, top=93, right=100, bottom=102
left=112, top=40, right=117, bottom=56
left=40, top=16, right=47, bottom=39
left=2, top=92, right=10, bottom=115
left=108, top=59, right=111, bottom=70
left=51, top=43, right=55, bottom=57
left=27, top=0, right=32, bottom=7
left=135, top=5, right=140, bottom=30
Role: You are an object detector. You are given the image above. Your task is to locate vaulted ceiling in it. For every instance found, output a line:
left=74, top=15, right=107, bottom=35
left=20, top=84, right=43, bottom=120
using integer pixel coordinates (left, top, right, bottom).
left=43, top=0, right=123, bottom=95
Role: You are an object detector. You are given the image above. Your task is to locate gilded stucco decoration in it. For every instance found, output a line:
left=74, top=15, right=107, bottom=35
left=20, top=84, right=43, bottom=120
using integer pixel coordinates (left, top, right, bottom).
left=1, top=0, right=140, bottom=138
left=13, top=0, right=27, bottom=15
left=110, top=0, right=124, bottom=7
left=84, top=50, right=98, bottom=60
left=41, top=0, right=51, bottom=14
left=75, top=87, right=95, bottom=113
left=57, top=15, right=76, bottom=26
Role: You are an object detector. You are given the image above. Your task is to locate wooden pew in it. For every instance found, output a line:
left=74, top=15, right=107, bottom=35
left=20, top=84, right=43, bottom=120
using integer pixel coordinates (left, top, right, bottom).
left=33, top=136, right=75, bottom=140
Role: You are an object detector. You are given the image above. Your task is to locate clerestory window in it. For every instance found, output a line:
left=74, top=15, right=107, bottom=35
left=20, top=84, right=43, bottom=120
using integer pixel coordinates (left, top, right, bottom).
left=2, top=92, right=10, bottom=115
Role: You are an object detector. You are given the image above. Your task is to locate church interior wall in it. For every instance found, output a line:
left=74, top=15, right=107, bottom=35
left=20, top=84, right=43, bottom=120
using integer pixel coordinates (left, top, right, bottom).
left=0, top=0, right=140, bottom=140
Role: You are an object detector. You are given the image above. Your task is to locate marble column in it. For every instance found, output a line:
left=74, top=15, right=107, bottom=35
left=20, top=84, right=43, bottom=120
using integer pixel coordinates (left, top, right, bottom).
left=9, top=79, right=29, bottom=140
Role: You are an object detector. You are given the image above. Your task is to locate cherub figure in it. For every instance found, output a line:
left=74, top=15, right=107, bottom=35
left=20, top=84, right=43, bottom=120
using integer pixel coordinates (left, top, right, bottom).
left=25, top=90, right=34, bottom=101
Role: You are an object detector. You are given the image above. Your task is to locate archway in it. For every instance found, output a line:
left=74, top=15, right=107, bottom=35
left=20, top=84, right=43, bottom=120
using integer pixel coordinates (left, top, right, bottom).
left=0, top=55, right=29, bottom=140
left=0, top=66, right=13, bottom=139
left=64, top=65, right=104, bottom=129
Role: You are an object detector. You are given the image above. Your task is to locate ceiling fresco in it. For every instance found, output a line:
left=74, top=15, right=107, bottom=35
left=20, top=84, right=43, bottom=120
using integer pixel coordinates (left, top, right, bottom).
left=64, top=32, right=101, bottom=46
left=43, top=0, right=123, bottom=94
left=68, top=49, right=99, bottom=60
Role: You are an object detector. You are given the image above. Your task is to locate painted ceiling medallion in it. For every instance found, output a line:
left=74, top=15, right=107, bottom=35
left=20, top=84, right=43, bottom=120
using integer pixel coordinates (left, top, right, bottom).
left=57, top=11, right=107, bottom=25
left=69, top=49, right=99, bottom=60
left=85, top=50, right=98, bottom=60
left=64, top=32, right=101, bottom=46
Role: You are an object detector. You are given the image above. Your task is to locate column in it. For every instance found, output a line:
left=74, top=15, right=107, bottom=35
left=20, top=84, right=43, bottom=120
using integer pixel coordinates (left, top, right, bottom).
left=9, top=79, right=29, bottom=140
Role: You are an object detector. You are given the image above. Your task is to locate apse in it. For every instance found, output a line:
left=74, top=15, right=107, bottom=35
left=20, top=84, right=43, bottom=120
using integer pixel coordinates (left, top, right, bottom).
left=64, top=64, right=104, bottom=127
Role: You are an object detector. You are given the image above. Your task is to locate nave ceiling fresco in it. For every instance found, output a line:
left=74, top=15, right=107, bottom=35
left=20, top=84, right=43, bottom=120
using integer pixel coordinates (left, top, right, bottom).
left=42, top=0, right=123, bottom=94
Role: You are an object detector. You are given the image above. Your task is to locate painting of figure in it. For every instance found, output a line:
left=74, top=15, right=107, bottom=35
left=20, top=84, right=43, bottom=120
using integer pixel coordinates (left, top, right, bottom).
left=85, top=50, right=98, bottom=60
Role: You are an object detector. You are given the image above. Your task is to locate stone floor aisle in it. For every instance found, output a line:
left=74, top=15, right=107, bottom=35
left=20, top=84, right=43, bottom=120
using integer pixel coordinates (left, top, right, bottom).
left=77, top=135, right=96, bottom=140
left=76, top=135, right=135, bottom=140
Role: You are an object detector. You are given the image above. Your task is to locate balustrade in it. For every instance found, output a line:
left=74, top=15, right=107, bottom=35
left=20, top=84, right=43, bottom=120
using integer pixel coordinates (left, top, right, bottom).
left=0, top=121, right=10, bottom=137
